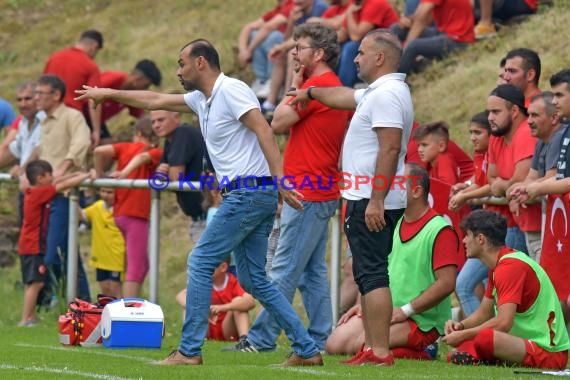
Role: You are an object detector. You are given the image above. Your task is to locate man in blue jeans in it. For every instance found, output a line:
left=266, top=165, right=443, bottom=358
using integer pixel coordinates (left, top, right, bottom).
left=76, top=39, right=323, bottom=367
left=225, top=23, right=350, bottom=353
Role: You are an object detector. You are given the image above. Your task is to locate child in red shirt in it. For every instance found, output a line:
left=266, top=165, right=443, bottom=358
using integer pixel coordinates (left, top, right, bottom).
left=93, top=117, right=161, bottom=298
left=18, top=160, right=93, bottom=326
left=176, top=257, right=255, bottom=341
left=413, top=121, right=460, bottom=185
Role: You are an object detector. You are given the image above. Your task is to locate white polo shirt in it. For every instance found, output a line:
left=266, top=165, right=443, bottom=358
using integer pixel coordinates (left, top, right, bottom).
left=341, top=73, right=413, bottom=209
left=183, top=73, right=270, bottom=183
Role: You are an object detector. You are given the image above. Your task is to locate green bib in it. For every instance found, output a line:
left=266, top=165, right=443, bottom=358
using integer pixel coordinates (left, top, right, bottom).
left=389, top=214, right=453, bottom=335
left=494, top=251, right=570, bottom=352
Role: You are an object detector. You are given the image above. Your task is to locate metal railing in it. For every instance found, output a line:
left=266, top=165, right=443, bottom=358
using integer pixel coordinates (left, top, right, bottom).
left=0, top=173, right=344, bottom=316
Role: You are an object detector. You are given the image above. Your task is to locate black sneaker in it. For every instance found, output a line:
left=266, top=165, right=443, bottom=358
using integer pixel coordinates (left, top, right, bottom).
left=221, top=335, right=259, bottom=353
left=449, top=351, right=480, bottom=365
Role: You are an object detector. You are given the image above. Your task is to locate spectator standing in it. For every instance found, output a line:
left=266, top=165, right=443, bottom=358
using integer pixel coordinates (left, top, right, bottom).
left=93, top=118, right=162, bottom=299
left=44, top=29, right=104, bottom=146
left=503, top=48, right=541, bottom=107
left=228, top=23, right=349, bottom=353
left=34, top=74, right=92, bottom=303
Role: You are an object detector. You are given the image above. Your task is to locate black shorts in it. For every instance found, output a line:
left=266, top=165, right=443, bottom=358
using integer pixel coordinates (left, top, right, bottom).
left=344, top=199, right=404, bottom=294
left=20, top=254, right=47, bottom=284
left=96, top=269, right=122, bottom=282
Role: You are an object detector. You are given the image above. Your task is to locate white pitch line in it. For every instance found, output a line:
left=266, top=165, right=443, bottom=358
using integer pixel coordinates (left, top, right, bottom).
left=274, top=367, right=339, bottom=377
left=0, top=363, right=140, bottom=380
left=15, top=343, right=155, bottom=362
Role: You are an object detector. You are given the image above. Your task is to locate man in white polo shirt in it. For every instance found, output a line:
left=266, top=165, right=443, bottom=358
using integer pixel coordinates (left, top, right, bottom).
left=289, top=28, right=413, bottom=366
left=76, top=39, right=323, bottom=367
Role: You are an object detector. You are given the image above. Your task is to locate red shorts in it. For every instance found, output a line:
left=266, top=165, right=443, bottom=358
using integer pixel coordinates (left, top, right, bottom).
left=406, top=319, right=440, bottom=350
left=206, top=314, right=237, bottom=342
left=522, top=340, right=568, bottom=370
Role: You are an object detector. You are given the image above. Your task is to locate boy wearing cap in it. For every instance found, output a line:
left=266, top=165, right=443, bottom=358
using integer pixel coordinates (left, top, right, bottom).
left=99, top=60, right=162, bottom=143
left=486, top=84, right=540, bottom=255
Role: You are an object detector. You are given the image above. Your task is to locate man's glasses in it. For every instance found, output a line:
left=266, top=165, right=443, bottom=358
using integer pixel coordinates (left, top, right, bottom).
left=34, top=90, right=55, bottom=96
left=294, top=44, right=314, bottom=52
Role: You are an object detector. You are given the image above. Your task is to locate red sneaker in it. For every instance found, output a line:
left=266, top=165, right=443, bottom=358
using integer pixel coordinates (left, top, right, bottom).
left=340, top=343, right=367, bottom=365
left=344, top=349, right=395, bottom=366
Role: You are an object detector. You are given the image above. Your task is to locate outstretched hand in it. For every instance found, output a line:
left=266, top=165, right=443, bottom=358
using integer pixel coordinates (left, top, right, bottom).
left=74, top=85, right=107, bottom=107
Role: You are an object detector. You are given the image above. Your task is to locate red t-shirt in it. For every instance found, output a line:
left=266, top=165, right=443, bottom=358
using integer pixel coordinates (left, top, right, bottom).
left=484, top=247, right=540, bottom=313
left=113, top=142, right=162, bottom=219
left=473, top=151, right=486, bottom=187
left=488, top=120, right=541, bottom=231
left=420, top=0, right=475, bottom=43
left=100, top=71, right=145, bottom=122
left=262, top=0, right=294, bottom=33
left=342, top=0, right=399, bottom=32
left=211, top=273, right=246, bottom=324
left=427, top=151, right=459, bottom=185
left=322, top=2, right=350, bottom=19
left=406, top=122, right=474, bottom=182
left=19, top=185, right=57, bottom=255
left=399, top=208, right=460, bottom=271
left=44, top=47, right=101, bottom=112
left=284, top=71, right=350, bottom=201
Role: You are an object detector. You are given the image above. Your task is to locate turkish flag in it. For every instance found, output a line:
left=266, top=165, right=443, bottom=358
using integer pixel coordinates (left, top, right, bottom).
left=540, top=193, right=570, bottom=301
left=428, top=178, right=470, bottom=269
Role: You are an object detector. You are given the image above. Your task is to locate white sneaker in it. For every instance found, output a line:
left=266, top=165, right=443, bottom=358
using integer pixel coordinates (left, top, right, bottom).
left=252, top=79, right=271, bottom=99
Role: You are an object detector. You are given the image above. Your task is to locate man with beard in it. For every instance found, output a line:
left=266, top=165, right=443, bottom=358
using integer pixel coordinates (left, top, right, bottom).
left=75, top=39, right=323, bottom=367
left=226, top=23, right=349, bottom=353
left=507, top=92, right=564, bottom=263
left=288, top=29, right=413, bottom=366
left=486, top=84, right=539, bottom=255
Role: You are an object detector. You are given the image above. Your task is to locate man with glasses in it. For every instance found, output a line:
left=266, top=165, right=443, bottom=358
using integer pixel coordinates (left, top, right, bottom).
left=288, top=29, right=413, bottom=365
left=225, top=23, right=349, bottom=353
left=33, top=74, right=92, bottom=304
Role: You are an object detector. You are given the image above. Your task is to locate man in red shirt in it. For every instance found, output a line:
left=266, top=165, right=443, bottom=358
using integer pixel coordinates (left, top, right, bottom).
left=336, top=0, right=399, bottom=86
left=100, top=59, right=162, bottom=143
left=326, top=164, right=459, bottom=362
left=392, top=0, right=475, bottom=75
left=486, top=84, right=539, bottom=255
left=225, top=23, right=350, bottom=353
left=443, top=210, right=569, bottom=370
left=44, top=30, right=103, bottom=146
left=18, top=160, right=93, bottom=327
left=503, top=48, right=542, bottom=107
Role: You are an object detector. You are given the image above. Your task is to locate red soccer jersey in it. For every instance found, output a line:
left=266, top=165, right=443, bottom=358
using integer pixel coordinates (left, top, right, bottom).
left=113, top=142, right=162, bottom=220
left=211, top=273, right=246, bottom=323
left=420, top=0, right=475, bottom=43
left=488, top=120, right=541, bottom=231
left=44, top=47, right=101, bottom=112
left=100, top=71, right=145, bottom=122
left=427, top=151, right=460, bottom=185
left=19, top=185, right=57, bottom=255
left=399, top=208, right=460, bottom=271
left=484, top=247, right=540, bottom=313
left=284, top=71, right=350, bottom=201
left=473, top=151, right=487, bottom=187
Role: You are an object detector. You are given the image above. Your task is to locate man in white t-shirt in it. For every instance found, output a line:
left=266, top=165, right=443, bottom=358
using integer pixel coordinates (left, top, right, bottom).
left=75, top=39, right=323, bottom=367
left=289, top=28, right=413, bottom=366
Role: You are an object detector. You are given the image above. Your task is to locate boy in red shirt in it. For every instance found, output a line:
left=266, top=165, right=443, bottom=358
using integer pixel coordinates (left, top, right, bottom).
left=176, top=257, right=255, bottom=341
left=413, top=121, right=459, bottom=185
left=18, top=160, right=93, bottom=327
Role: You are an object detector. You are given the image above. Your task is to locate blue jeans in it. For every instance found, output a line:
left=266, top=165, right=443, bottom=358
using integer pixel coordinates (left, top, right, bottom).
left=337, top=40, right=360, bottom=87
left=45, top=195, right=91, bottom=301
left=248, top=200, right=338, bottom=351
left=251, top=30, right=284, bottom=82
left=178, top=188, right=319, bottom=358
left=507, top=226, right=528, bottom=254
left=456, top=258, right=488, bottom=317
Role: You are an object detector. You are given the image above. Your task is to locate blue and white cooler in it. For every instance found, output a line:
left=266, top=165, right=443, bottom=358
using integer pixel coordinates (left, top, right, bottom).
left=101, top=298, right=164, bottom=348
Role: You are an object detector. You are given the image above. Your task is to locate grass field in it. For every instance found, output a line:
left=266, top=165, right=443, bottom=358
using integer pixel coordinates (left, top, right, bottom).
left=0, top=264, right=552, bottom=380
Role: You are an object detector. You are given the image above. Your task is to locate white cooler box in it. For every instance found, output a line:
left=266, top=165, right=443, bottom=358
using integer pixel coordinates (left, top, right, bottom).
left=101, top=298, right=164, bottom=349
